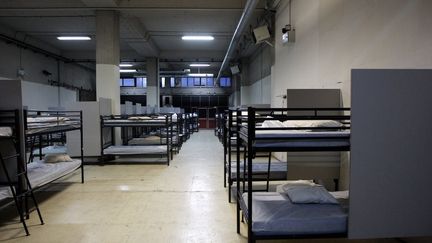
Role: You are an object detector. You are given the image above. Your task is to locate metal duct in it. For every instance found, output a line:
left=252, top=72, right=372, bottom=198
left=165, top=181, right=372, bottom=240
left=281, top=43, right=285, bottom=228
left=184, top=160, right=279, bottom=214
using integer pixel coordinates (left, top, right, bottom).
left=215, top=0, right=260, bottom=85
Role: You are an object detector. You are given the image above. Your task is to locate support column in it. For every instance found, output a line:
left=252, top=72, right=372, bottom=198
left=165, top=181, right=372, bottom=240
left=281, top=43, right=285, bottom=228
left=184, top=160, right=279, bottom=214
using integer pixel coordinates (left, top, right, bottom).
left=146, top=57, right=160, bottom=112
left=232, top=75, right=241, bottom=107
left=240, top=58, right=249, bottom=105
left=96, top=10, right=120, bottom=114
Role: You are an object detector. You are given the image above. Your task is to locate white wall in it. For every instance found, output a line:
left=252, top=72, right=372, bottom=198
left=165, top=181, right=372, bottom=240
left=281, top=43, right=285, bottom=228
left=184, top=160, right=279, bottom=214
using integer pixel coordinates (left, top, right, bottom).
left=273, top=0, right=432, bottom=190
left=0, top=23, right=95, bottom=91
left=240, top=75, right=271, bottom=105
left=273, top=0, right=432, bottom=107
left=21, top=81, right=77, bottom=110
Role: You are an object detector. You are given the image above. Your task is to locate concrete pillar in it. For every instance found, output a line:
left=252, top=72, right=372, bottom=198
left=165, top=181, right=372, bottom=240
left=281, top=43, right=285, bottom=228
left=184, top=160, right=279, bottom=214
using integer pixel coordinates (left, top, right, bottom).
left=146, top=57, right=160, bottom=111
left=232, top=75, right=241, bottom=107
left=240, top=58, right=249, bottom=105
left=96, top=10, right=120, bottom=114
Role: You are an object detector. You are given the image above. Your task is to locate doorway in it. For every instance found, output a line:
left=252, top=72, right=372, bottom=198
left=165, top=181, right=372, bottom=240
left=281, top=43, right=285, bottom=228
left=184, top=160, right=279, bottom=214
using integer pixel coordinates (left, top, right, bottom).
left=196, top=107, right=216, bottom=129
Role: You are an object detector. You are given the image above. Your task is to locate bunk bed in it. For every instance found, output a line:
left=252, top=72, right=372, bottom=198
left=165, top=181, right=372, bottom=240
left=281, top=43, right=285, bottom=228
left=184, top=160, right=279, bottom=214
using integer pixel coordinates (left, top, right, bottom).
left=236, top=107, right=350, bottom=243
left=0, top=109, right=44, bottom=235
left=24, top=110, right=84, bottom=185
left=225, top=108, right=288, bottom=202
left=100, top=114, right=173, bottom=165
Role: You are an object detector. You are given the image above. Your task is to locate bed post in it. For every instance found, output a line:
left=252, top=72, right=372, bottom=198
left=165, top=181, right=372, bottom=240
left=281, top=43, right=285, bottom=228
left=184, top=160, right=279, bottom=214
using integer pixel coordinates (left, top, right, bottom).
left=223, top=111, right=227, bottom=188
left=166, top=115, right=169, bottom=166
left=247, top=106, right=254, bottom=243
left=100, top=115, right=105, bottom=165
left=80, top=111, right=84, bottom=183
left=236, top=108, right=241, bottom=234
left=227, top=109, right=233, bottom=202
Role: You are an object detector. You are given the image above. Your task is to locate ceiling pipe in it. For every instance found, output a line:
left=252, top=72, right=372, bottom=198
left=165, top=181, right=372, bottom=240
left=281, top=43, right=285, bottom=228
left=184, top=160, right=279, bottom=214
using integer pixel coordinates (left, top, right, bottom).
left=215, top=0, right=260, bottom=85
left=0, top=33, right=95, bottom=72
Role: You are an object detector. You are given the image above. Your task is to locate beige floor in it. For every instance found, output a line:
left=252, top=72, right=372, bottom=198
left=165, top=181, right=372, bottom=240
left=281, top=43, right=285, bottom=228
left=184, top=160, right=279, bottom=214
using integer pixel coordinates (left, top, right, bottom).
left=0, top=130, right=425, bottom=243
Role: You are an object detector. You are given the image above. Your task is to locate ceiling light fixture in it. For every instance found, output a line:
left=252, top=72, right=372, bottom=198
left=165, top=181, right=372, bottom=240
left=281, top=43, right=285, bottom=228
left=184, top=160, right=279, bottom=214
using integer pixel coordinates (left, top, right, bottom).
left=182, top=35, right=214, bottom=41
left=120, top=69, right=137, bottom=73
left=190, top=63, right=210, bottom=67
left=57, top=36, right=91, bottom=41
left=119, top=64, right=133, bottom=67
left=188, top=73, right=214, bottom=77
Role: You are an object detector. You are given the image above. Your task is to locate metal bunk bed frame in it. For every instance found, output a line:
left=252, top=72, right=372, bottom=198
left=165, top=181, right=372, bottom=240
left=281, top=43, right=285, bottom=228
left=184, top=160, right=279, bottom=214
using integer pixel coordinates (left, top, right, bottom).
left=236, top=107, right=351, bottom=243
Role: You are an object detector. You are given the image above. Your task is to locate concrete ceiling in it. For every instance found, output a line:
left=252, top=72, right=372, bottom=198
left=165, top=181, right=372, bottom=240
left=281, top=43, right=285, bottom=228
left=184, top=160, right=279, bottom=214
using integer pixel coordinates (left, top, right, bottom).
left=0, top=0, right=271, bottom=74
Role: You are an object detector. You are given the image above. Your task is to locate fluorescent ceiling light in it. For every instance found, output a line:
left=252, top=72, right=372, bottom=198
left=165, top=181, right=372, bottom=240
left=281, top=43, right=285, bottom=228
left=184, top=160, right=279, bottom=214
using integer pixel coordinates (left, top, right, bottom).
left=182, top=35, right=214, bottom=41
left=190, top=63, right=210, bottom=67
left=57, top=36, right=91, bottom=40
left=120, top=69, right=137, bottom=73
left=188, top=73, right=214, bottom=77
left=119, top=64, right=133, bottom=67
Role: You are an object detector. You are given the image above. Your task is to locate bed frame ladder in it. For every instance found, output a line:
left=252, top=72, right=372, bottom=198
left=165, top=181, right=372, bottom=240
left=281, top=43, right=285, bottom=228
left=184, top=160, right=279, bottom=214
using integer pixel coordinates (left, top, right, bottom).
left=0, top=152, right=44, bottom=236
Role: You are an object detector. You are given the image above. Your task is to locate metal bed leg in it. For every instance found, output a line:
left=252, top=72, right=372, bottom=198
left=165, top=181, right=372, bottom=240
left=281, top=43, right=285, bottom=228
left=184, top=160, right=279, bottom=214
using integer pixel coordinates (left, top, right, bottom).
left=266, top=152, right=271, bottom=192
left=237, top=195, right=241, bottom=233
left=334, top=178, right=339, bottom=191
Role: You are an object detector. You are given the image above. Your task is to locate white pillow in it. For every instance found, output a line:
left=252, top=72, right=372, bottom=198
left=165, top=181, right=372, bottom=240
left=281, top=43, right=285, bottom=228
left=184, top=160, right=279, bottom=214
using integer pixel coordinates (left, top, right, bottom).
left=261, top=120, right=284, bottom=128
left=0, top=127, right=12, bottom=137
left=44, top=154, right=74, bottom=163
left=311, top=120, right=343, bottom=128
left=284, top=185, right=339, bottom=204
left=276, top=180, right=316, bottom=193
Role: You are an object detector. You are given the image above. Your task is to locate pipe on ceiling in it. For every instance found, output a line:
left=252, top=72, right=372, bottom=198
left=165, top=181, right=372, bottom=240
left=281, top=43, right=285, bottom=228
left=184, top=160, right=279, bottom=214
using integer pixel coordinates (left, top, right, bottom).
left=215, top=0, right=260, bottom=85
left=0, top=33, right=95, bottom=72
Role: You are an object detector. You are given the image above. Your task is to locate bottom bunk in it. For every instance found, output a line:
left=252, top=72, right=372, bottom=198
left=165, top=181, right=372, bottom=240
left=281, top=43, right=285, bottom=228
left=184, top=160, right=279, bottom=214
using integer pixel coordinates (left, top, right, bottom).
left=237, top=180, right=350, bottom=242
left=0, top=159, right=81, bottom=199
left=103, top=145, right=167, bottom=155
left=229, top=162, right=288, bottom=180
left=27, top=159, right=81, bottom=189
left=0, top=186, right=9, bottom=201
left=240, top=190, right=348, bottom=237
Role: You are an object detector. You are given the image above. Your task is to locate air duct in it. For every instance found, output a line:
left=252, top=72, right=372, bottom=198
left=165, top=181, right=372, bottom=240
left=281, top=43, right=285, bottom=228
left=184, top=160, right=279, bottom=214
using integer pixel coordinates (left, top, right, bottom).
left=215, top=0, right=260, bottom=85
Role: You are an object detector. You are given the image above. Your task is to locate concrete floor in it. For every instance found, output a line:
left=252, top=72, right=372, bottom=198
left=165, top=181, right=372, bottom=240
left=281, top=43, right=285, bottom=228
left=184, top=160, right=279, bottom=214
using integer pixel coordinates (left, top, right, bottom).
left=0, top=130, right=420, bottom=243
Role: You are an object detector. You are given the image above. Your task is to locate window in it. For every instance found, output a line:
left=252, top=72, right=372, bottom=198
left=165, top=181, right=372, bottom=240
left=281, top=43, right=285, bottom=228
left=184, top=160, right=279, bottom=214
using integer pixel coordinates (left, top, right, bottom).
left=161, top=77, right=166, bottom=88
left=120, top=78, right=135, bottom=87
left=206, top=77, right=214, bottom=87
left=220, top=77, right=231, bottom=87
left=187, top=77, right=194, bottom=87
left=170, top=77, right=175, bottom=87
left=136, top=77, right=147, bottom=88
left=181, top=77, right=187, bottom=87
left=193, top=77, right=201, bottom=86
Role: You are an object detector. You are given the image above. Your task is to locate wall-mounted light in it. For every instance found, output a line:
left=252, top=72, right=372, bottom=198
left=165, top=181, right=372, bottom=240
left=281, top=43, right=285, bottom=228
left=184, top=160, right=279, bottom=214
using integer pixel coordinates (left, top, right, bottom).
left=57, top=36, right=91, bottom=41
left=190, top=63, right=210, bottom=67
left=120, top=69, right=137, bottom=73
left=282, top=24, right=295, bottom=43
left=182, top=35, right=214, bottom=41
left=119, top=63, right=133, bottom=67
left=187, top=73, right=214, bottom=77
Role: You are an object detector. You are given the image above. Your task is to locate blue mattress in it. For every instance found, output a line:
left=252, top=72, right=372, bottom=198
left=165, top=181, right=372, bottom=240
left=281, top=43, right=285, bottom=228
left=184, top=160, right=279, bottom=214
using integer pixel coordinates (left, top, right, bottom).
left=242, top=192, right=348, bottom=236
left=230, top=162, right=287, bottom=180
left=240, top=127, right=350, bottom=149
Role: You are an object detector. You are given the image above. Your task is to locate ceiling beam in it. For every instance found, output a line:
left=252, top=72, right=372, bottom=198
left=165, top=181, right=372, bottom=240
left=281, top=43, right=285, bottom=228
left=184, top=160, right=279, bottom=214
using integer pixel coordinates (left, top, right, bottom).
left=80, top=0, right=120, bottom=7
left=121, top=16, right=160, bottom=57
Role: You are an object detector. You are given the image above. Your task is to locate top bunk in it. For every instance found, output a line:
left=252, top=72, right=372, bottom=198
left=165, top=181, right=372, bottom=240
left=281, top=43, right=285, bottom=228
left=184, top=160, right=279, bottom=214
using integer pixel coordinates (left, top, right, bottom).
left=25, top=110, right=82, bottom=136
left=0, top=110, right=19, bottom=139
left=238, top=107, right=351, bottom=152
left=100, top=114, right=173, bottom=127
